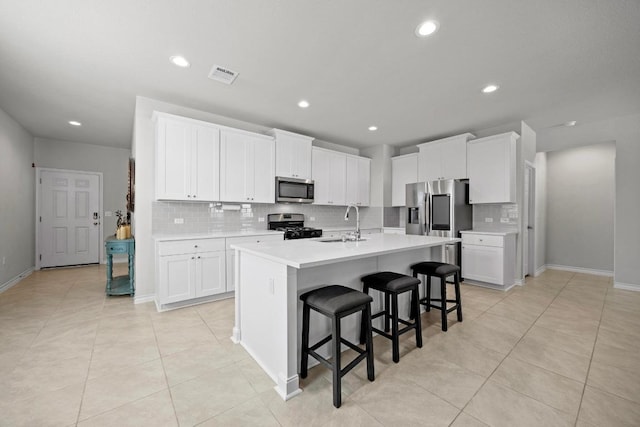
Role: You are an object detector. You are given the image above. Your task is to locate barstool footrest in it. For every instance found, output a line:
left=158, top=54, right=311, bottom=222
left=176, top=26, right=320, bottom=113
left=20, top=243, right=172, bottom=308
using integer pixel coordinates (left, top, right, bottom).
left=309, top=334, right=333, bottom=352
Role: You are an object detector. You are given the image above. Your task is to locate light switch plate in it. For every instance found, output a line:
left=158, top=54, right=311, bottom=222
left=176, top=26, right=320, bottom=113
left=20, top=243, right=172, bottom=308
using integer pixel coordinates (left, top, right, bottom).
left=174, top=218, right=184, bottom=224
left=500, top=218, right=510, bottom=223
left=485, top=217, right=494, bottom=223
left=258, top=217, right=265, bottom=222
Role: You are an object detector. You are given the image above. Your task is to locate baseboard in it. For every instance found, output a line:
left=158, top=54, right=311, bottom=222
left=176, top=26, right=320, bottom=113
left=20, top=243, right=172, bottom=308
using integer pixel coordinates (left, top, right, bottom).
left=546, top=264, right=613, bottom=277
left=154, top=292, right=234, bottom=312
left=134, top=294, right=156, bottom=305
left=0, top=267, right=35, bottom=293
left=534, top=265, right=547, bottom=277
left=614, top=282, right=640, bottom=292
left=514, top=279, right=524, bottom=286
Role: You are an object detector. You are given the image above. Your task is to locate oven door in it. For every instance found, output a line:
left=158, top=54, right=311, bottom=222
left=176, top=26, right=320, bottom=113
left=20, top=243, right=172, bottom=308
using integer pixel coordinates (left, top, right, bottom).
left=275, top=177, right=314, bottom=203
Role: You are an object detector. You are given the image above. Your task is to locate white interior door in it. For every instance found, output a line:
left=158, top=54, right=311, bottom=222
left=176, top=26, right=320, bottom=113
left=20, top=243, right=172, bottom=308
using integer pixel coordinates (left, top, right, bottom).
left=40, top=169, right=101, bottom=268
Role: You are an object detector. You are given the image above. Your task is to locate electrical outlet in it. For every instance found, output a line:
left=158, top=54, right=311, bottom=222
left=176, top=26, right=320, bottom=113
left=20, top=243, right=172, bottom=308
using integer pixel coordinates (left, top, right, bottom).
left=309, top=217, right=316, bottom=221
left=104, top=211, right=112, bottom=217
left=174, top=218, right=184, bottom=224
left=484, top=217, right=494, bottom=223
left=500, top=218, right=510, bottom=223
left=258, top=217, right=265, bottom=222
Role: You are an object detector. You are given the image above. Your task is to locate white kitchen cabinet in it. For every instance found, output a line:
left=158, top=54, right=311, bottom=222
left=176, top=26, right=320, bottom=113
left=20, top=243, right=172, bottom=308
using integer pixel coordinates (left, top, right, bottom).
left=346, top=155, right=371, bottom=206
left=391, top=153, right=418, bottom=207
left=156, top=238, right=226, bottom=305
left=312, top=147, right=347, bottom=206
left=225, top=234, right=284, bottom=292
left=220, top=129, right=275, bottom=203
left=461, top=232, right=516, bottom=288
left=467, top=132, right=518, bottom=204
left=155, top=113, right=220, bottom=201
left=417, top=133, right=475, bottom=182
left=268, top=129, right=313, bottom=180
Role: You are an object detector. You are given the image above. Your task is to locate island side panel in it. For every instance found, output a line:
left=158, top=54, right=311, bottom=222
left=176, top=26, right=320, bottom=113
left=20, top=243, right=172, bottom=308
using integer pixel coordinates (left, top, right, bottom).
left=237, top=251, right=300, bottom=399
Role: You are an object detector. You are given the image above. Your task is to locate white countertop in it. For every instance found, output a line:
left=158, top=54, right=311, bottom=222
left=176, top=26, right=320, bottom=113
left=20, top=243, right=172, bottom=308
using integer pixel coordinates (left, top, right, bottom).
left=153, top=229, right=284, bottom=242
left=231, top=233, right=460, bottom=269
left=460, top=230, right=519, bottom=236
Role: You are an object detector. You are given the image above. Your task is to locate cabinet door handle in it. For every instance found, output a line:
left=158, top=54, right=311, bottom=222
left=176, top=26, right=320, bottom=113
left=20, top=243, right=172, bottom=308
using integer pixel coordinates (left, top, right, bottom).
left=191, top=256, right=195, bottom=260
left=197, top=256, right=201, bottom=259
left=194, top=245, right=198, bottom=248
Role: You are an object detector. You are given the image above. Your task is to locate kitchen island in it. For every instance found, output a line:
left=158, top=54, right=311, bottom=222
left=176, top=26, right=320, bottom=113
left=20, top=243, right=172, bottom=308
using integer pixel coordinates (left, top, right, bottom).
left=231, top=233, right=460, bottom=400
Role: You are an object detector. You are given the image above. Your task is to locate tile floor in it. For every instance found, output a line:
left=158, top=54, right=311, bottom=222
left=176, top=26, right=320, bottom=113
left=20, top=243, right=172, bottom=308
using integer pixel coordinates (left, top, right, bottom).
left=1, top=266, right=639, bottom=426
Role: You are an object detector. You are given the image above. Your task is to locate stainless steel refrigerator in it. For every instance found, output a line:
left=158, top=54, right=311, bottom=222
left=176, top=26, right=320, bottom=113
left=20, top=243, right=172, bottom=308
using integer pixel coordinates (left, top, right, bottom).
left=405, top=179, right=472, bottom=273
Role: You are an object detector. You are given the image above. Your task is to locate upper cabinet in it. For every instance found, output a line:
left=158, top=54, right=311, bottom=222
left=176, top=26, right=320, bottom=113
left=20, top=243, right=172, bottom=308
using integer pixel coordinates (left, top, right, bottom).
left=391, top=153, right=418, bottom=207
left=312, top=147, right=370, bottom=206
left=346, top=155, right=371, bottom=207
left=312, top=147, right=347, bottom=205
left=155, top=113, right=220, bottom=202
left=220, top=129, right=275, bottom=203
left=417, top=133, right=475, bottom=182
left=268, top=129, right=313, bottom=180
left=467, top=132, right=519, bottom=204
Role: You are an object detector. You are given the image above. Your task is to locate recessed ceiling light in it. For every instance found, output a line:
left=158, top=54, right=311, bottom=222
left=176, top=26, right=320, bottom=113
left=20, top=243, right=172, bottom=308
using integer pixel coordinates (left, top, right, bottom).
left=368, top=126, right=378, bottom=131
left=298, top=100, right=310, bottom=108
left=564, top=120, right=577, bottom=127
left=68, top=120, right=82, bottom=126
left=481, top=84, right=499, bottom=94
left=169, top=55, right=190, bottom=68
left=415, top=20, right=439, bottom=37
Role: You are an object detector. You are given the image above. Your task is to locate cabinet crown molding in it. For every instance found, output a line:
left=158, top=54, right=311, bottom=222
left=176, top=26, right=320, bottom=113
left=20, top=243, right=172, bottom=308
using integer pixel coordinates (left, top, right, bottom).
left=416, top=132, right=476, bottom=149
left=266, top=128, right=315, bottom=141
left=467, top=131, right=520, bottom=144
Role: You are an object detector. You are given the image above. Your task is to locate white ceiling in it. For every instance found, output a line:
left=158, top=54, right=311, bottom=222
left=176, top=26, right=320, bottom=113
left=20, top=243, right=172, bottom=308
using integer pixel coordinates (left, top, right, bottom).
left=1, top=0, right=639, bottom=150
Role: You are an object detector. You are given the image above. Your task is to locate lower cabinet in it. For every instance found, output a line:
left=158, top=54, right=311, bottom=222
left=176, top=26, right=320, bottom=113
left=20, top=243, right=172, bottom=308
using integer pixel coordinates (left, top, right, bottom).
left=156, top=238, right=226, bottom=305
left=156, top=233, right=284, bottom=308
left=461, top=232, right=516, bottom=287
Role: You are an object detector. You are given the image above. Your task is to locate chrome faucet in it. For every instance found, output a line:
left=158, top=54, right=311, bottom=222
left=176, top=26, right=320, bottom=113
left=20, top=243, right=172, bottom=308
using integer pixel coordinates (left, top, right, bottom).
left=344, top=204, right=361, bottom=240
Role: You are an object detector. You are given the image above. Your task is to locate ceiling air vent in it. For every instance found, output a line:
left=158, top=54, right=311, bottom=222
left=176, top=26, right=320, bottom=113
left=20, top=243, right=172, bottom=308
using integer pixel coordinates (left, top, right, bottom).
left=208, top=65, right=239, bottom=85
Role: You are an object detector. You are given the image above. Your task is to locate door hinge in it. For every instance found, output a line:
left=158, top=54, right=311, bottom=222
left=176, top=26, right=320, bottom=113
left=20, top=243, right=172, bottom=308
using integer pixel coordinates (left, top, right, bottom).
left=39, top=254, right=42, bottom=261
left=39, top=178, right=42, bottom=184
left=39, top=216, right=42, bottom=222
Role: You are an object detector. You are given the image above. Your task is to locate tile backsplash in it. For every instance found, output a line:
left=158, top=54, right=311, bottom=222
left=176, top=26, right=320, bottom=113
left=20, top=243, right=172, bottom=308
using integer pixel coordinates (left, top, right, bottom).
left=472, top=203, right=519, bottom=230
left=152, top=202, right=383, bottom=234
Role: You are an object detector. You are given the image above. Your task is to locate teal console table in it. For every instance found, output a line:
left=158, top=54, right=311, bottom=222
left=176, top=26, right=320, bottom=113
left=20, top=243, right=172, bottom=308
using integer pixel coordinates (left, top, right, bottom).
left=105, top=235, right=135, bottom=296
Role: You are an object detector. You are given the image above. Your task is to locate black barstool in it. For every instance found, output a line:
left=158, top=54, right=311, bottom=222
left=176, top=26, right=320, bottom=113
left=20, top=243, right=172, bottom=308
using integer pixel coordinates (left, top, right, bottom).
left=410, top=262, right=462, bottom=332
left=359, top=272, right=422, bottom=363
left=300, top=285, right=374, bottom=408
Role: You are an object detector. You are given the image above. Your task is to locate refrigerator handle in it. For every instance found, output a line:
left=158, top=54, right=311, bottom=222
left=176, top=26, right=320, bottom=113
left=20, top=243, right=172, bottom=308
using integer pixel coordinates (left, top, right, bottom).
left=424, top=192, right=431, bottom=235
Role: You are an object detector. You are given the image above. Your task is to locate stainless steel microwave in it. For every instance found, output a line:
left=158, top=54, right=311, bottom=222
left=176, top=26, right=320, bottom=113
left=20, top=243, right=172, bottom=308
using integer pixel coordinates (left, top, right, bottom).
left=275, top=177, right=314, bottom=203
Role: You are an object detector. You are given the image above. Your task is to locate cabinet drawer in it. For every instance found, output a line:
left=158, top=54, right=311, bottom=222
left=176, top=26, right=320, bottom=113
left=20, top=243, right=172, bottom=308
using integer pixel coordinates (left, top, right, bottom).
left=158, top=238, right=225, bottom=256
left=462, top=234, right=504, bottom=247
left=105, top=243, right=128, bottom=254
left=225, top=234, right=283, bottom=250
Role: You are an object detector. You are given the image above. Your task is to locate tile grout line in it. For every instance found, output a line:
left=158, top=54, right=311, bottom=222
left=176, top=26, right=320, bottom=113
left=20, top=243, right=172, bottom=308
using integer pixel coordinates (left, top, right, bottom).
left=452, top=273, right=576, bottom=424
left=74, top=286, right=107, bottom=426
left=149, top=315, right=181, bottom=427
left=572, top=284, right=615, bottom=427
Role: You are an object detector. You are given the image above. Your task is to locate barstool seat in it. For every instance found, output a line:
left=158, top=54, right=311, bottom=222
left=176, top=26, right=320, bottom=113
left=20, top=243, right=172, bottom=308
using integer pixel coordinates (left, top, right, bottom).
left=300, top=285, right=374, bottom=408
left=410, top=261, right=462, bottom=332
left=359, top=272, right=422, bottom=363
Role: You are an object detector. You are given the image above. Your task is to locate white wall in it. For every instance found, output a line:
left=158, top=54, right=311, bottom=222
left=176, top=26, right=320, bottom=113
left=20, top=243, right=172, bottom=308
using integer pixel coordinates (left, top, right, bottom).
left=34, top=138, right=131, bottom=239
left=0, top=108, right=35, bottom=288
left=538, top=112, right=640, bottom=288
left=545, top=142, right=615, bottom=273
left=534, top=152, right=547, bottom=274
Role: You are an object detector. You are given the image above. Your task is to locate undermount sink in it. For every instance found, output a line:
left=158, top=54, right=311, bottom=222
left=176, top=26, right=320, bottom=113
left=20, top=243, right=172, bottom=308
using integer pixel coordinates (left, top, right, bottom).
left=318, top=237, right=368, bottom=243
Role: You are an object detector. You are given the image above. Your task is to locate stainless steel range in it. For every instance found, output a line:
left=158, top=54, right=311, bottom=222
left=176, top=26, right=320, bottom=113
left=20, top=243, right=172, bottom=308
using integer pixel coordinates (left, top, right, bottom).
left=267, top=213, right=322, bottom=240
